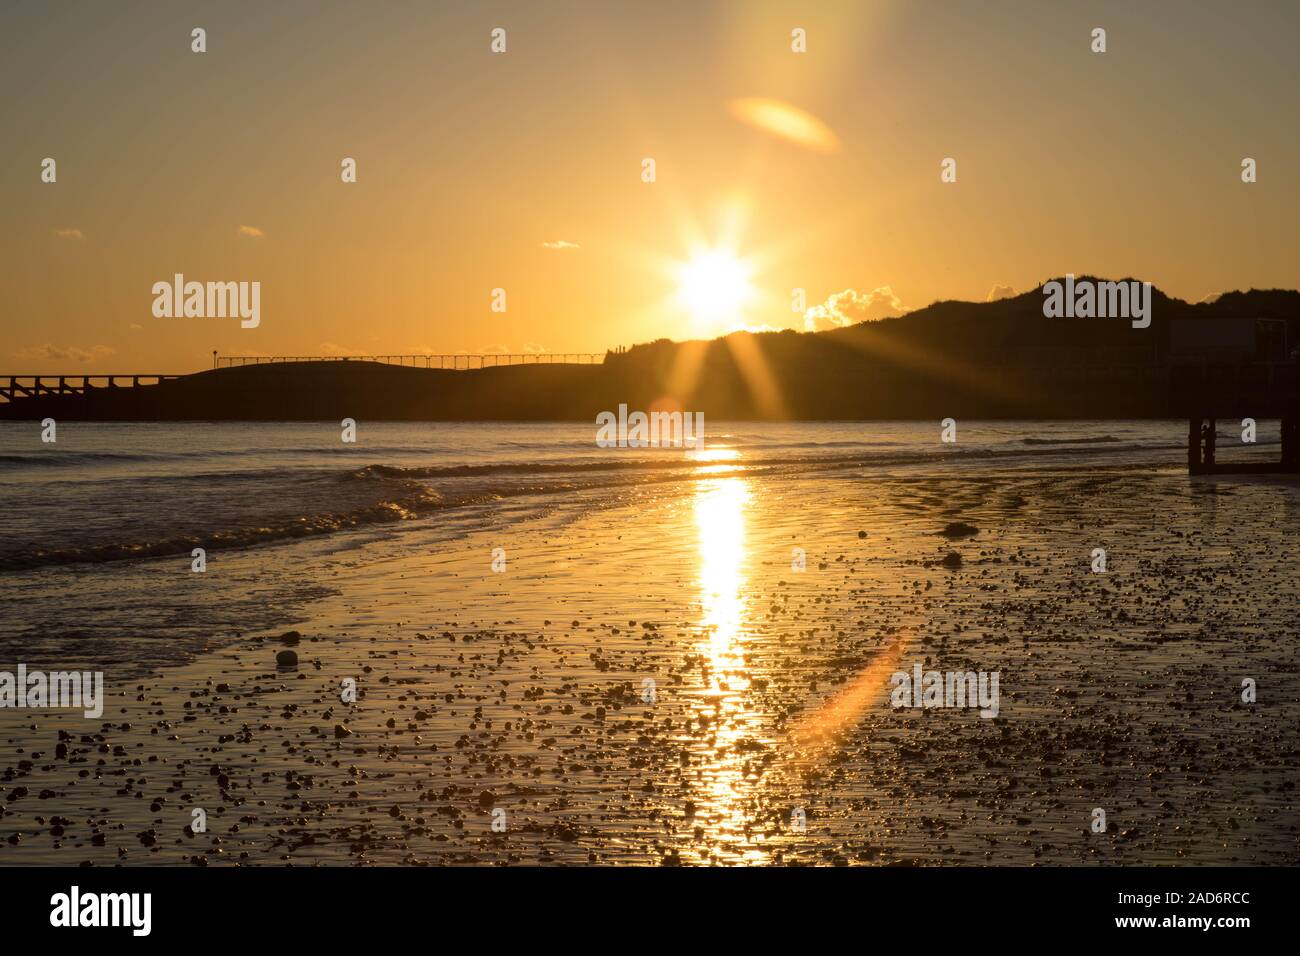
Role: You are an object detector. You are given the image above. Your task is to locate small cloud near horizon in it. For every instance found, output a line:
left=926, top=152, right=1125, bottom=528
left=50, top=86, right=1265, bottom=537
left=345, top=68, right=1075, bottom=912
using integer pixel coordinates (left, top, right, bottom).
left=986, top=284, right=1017, bottom=301
left=317, top=342, right=356, bottom=356
left=540, top=240, right=579, bottom=250
left=238, top=225, right=265, bottom=238
left=804, top=287, right=907, bottom=332
left=53, top=228, right=84, bottom=241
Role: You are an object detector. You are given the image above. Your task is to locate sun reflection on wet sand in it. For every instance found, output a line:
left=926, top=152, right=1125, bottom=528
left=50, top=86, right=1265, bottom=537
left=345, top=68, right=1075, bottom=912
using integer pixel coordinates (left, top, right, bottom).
left=685, top=476, right=770, bottom=863
left=680, top=477, right=917, bottom=864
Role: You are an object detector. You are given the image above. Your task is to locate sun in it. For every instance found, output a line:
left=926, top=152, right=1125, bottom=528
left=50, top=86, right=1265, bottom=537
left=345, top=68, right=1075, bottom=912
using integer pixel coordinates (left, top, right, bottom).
left=675, top=249, right=755, bottom=331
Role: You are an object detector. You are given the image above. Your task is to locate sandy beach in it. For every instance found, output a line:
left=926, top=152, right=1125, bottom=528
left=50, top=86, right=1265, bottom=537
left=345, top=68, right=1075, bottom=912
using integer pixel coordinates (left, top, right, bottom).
left=2, top=429, right=1297, bottom=866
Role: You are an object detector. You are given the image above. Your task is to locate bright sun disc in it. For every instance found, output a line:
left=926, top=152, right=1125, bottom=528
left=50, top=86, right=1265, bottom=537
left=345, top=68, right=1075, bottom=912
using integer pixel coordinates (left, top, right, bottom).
left=676, top=250, right=754, bottom=328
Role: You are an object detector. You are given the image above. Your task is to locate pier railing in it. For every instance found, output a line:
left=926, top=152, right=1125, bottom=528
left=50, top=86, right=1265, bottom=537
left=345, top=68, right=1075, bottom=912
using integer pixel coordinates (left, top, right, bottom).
left=213, top=353, right=605, bottom=370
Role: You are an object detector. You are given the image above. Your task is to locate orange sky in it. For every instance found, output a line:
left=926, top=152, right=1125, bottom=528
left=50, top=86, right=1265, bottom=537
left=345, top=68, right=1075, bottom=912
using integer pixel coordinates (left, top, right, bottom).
left=3, top=0, right=1298, bottom=372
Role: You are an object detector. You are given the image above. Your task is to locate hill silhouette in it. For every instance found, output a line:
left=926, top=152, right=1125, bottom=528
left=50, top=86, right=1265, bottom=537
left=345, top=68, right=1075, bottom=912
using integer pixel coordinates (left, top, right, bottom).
left=5, top=279, right=1299, bottom=421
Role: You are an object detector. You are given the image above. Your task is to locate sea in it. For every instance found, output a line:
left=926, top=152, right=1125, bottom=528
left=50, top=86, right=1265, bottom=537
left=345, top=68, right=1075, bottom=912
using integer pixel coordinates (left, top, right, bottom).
left=0, top=418, right=1283, bottom=673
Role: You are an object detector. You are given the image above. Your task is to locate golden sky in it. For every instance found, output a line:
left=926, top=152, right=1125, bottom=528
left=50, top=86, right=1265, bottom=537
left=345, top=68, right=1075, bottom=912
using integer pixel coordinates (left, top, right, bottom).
left=2, top=0, right=1298, bottom=372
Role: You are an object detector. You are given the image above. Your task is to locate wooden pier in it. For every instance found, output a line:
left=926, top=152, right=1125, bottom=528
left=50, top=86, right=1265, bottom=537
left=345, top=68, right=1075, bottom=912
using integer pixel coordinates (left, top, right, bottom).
left=0, top=374, right=179, bottom=405
left=1175, top=360, right=1300, bottom=475
left=1187, top=416, right=1300, bottom=475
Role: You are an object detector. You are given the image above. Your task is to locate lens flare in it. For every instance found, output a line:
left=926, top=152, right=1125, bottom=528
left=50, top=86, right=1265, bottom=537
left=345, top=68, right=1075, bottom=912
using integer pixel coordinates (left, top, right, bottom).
left=728, top=97, right=840, bottom=154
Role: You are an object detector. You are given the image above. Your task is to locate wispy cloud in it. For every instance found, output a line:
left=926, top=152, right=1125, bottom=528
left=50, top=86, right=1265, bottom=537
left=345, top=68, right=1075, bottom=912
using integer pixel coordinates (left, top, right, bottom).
left=53, top=228, right=84, bottom=241
left=540, top=240, right=579, bottom=250
left=15, top=343, right=115, bottom=363
left=986, top=284, right=1017, bottom=302
left=804, top=287, right=907, bottom=332
left=238, top=225, right=265, bottom=238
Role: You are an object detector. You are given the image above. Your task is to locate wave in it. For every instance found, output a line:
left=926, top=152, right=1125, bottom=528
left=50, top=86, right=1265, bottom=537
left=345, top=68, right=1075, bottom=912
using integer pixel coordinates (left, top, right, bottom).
left=0, top=451, right=178, bottom=466
left=1021, top=435, right=1123, bottom=445
left=0, top=482, right=448, bottom=572
left=0, top=447, right=349, bottom=468
left=357, top=439, right=1176, bottom=480
left=352, top=459, right=694, bottom=479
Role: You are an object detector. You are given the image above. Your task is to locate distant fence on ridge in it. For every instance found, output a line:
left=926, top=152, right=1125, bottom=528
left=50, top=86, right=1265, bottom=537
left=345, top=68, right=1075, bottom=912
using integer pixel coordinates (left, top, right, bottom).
left=213, top=353, right=605, bottom=370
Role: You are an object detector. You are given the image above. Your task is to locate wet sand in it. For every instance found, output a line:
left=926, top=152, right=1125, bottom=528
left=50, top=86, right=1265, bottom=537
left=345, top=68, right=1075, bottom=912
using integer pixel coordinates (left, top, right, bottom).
left=2, top=465, right=1298, bottom=865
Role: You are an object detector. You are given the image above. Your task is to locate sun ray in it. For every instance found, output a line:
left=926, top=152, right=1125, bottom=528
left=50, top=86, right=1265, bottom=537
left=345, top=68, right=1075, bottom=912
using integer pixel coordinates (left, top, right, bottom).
left=719, top=331, right=789, bottom=420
